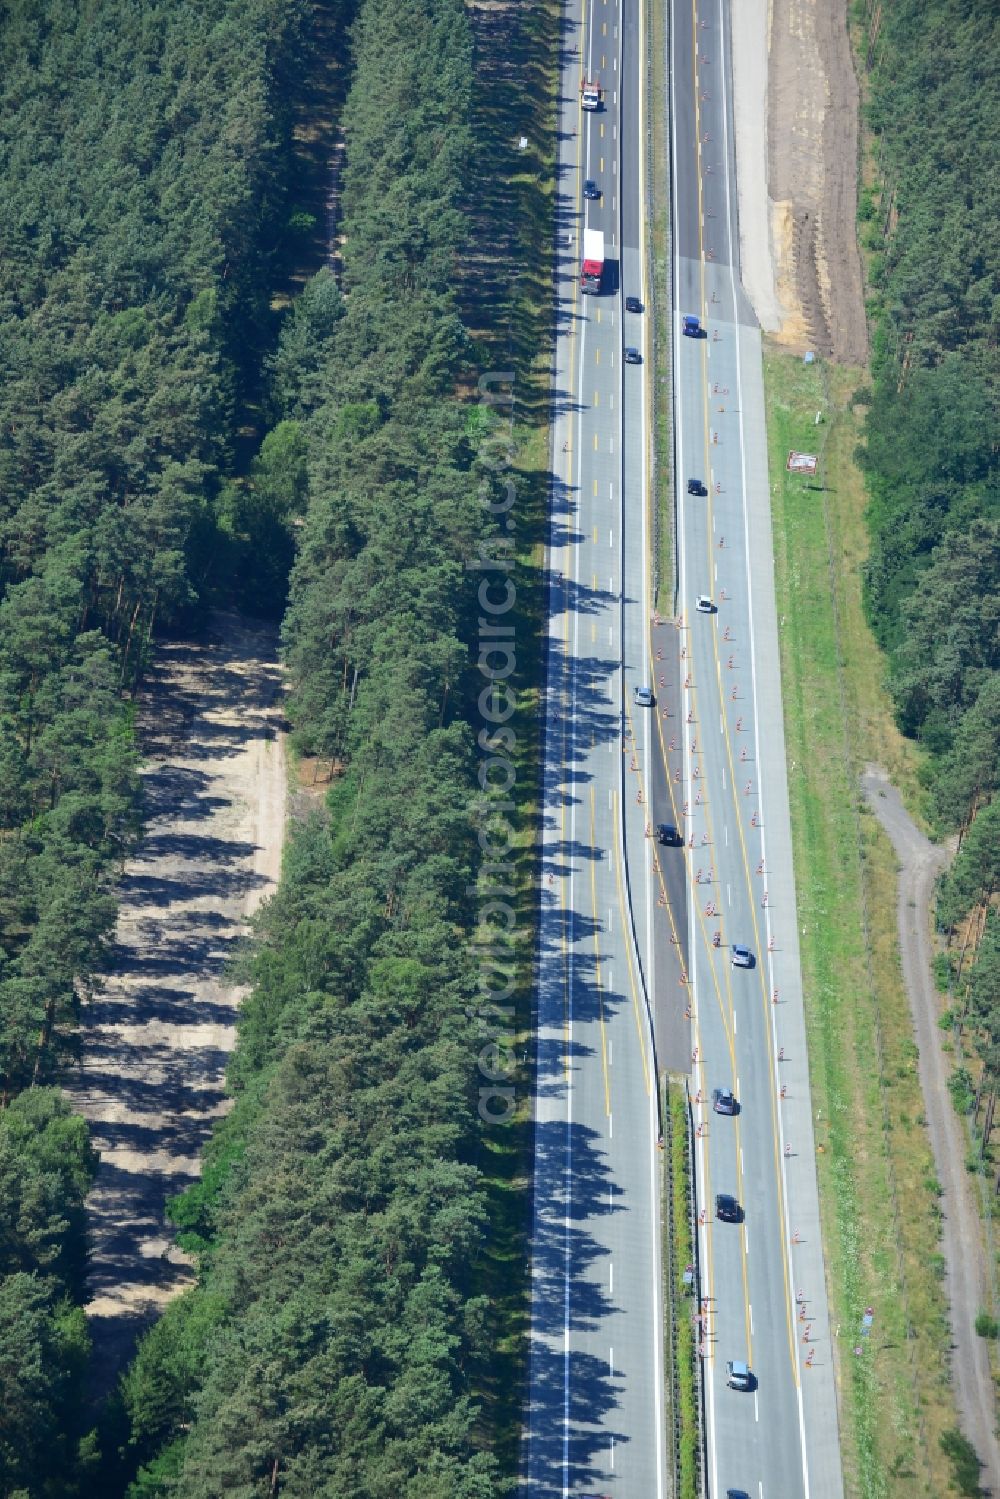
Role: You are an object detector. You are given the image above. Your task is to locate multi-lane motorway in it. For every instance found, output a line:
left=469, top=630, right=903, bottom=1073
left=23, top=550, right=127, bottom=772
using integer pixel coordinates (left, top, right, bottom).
left=523, top=0, right=668, bottom=1492
left=523, top=0, right=844, bottom=1496
left=671, top=0, right=844, bottom=1493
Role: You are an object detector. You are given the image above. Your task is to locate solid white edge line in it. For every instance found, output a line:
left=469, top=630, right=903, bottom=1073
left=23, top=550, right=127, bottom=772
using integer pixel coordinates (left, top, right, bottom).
left=534, top=17, right=576, bottom=1495
left=562, top=45, right=595, bottom=1489
left=670, top=0, right=720, bottom=1495
left=634, top=3, right=666, bottom=1488
left=713, top=0, right=813, bottom=1486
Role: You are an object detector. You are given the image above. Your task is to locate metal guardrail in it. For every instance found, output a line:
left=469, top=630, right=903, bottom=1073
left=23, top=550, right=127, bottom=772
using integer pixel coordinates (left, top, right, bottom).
left=646, top=0, right=677, bottom=617
left=662, top=1079, right=681, bottom=1495
left=686, top=1079, right=708, bottom=1499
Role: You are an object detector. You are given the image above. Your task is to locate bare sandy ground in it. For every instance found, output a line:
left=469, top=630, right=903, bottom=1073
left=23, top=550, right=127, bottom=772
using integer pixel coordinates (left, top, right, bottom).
left=64, top=612, right=286, bottom=1391
left=863, top=768, right=1000, bottom=1492
left=730, top=0, right=867, bottom=364
left=730, top=0, right=784, bottom=333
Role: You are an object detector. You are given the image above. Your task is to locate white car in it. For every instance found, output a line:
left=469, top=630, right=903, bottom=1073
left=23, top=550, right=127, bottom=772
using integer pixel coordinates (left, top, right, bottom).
left=696, top=594, right=714, bottom=613
left=634, top=685, right=654, bottom=707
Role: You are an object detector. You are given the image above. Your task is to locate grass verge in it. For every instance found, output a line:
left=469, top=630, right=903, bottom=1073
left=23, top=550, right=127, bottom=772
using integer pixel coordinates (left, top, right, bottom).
left=664, top=1078, right=700, bottom=1498
left=764, top=347, right=961, bottom=1497
left=647, top=0, right=675, bottom=613
left=462, top=0, right=563, bottom=1476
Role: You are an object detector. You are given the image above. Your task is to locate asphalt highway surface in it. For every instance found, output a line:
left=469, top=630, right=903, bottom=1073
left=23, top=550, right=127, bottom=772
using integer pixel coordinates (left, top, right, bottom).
left=523, top=0, right=844, bottom=1494
left=522, top=0, right=671, bottom=1492
left=670, top=0, right=844, bottom=1492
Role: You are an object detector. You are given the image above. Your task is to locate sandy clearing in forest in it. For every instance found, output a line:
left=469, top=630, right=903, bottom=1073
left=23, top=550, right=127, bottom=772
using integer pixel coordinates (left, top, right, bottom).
left=731, top=0, right=868, bottom=364
left=64, top=611, right=286, bottom=1393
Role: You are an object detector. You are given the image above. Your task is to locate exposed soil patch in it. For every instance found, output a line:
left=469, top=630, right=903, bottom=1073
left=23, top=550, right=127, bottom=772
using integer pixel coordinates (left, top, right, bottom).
left=732, top=0, right=867, bottom=364
left=769, top=0, right=868, bottom=362
left=64, top=611, right=286, bottom=1393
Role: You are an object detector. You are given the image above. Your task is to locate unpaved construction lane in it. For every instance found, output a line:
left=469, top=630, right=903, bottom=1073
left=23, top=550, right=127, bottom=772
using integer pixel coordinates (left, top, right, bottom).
left=65, top=611, right=286, bottom=1390
left=731, top=0, right=867, bottom=364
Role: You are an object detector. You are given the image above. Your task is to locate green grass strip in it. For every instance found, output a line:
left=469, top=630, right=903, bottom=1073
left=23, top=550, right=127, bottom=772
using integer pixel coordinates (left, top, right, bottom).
left=764, top=348, right=959, bottom=1497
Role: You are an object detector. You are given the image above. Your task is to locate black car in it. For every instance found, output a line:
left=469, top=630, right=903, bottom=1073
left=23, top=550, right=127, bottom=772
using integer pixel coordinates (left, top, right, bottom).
left=716, top=1193, right=742, bottom=1223
left=712, top=1087, right=738, bottom=1116
left=583, top=178, right=601, bottom=200
left=623, top=346, right=641, bottom=364
left=726, top=1489, right=752, bottom=1498
left=656, top=823, right=681, bottom=845
left=625, top=295, right=643, bottom=314
left=687, top=478, right=708, bottom=496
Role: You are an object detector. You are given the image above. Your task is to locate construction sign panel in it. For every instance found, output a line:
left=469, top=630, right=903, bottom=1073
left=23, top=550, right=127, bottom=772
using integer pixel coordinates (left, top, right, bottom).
left=786, top=451, right=818, bottom=476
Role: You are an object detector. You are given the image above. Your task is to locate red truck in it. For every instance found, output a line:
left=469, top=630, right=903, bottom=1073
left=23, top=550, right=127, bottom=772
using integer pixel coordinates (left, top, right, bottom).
left=581, top=228, right=604, bottom=294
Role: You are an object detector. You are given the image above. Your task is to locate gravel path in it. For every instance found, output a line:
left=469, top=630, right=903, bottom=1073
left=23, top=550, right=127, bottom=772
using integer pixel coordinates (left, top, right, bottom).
left=65, top=612, right=286, bottom=1393
left=862, top=765, right=999, bottom=1492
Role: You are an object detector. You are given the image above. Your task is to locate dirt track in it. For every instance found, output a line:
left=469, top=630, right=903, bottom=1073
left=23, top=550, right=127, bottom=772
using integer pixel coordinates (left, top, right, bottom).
left=863, top=766, right=1000, bottom=1492
left=65, top=612, right=286, bottom=1391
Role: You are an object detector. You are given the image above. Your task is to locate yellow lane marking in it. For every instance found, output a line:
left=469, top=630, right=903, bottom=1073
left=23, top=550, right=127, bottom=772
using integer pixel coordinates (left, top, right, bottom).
left=590, top=788, right=613, bottom=1116
left=611, top=790, right=651, bottom=1094
left=691, top=0, right=756, bottom=1371
left=689, top=0, right=799, bottom=1384
left=559, top=0, right=589, bottom=1091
